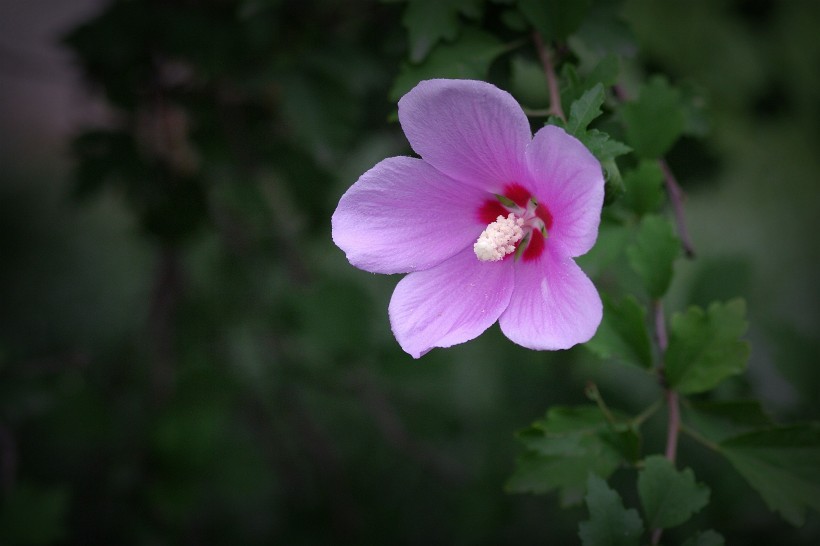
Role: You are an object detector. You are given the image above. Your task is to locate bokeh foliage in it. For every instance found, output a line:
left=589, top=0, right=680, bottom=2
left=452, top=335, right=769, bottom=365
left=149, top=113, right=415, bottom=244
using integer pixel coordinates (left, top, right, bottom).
left=1, top=0, right=819, bottom=544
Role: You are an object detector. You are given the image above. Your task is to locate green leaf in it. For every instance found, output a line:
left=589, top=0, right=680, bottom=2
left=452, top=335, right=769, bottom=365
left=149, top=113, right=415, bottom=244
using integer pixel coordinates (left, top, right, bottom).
left=682, top=530, right=725, bottom=546
left=519, top=0, right=592, bottom=42
left=586, top=294, right=653, bottom=369
left=621, top=76, right=685, bottom=159
left=720, top=425, right=820, bottom=526
left=575, top=221, right=630, bottom=277
left=579, top=474, right=644, bottom=546
left=401, top=0, right=483, bottom=62
left=627, top=214, right=679, bottom=298
left=566, top=83, right=605, bottom=136
left=585, top=53, right=621, bottom=89
left=665, top=299, right=749, bottom=394
left=684, top=400, right=773, bottom=443
left=580, top=130, right=631, bottom=162
left=507, top=406, right=636, bottom=505
left=601, top=157, right=625, bottom=206
left=622, top=160, right=664, bottom=217
left=390, top=28, right=506, bottom=100
left=638, top=455, right=710, bottom=529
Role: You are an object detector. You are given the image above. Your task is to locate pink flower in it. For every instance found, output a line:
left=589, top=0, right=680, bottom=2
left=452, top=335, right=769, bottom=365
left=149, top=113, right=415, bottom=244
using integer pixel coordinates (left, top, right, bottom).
left=332, top=79, right=604, bottom=358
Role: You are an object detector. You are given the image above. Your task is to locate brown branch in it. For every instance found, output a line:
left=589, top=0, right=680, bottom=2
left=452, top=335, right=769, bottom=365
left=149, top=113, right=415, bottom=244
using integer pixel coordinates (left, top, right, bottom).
left=532, top=31, right=566, bottom=122
left=659, top=159, right=696, bottom=258
left=651, top=300, right=680, bottom=546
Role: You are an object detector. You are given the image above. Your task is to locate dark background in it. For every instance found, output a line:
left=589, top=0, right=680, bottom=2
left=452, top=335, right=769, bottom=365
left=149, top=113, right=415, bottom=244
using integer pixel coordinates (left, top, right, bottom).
left=0, top=0, right=818, bottom=544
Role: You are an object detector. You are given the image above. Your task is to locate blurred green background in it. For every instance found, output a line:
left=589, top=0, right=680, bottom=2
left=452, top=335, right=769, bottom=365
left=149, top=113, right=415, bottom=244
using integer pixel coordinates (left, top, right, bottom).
left=0, top=0, right=818, bottom=544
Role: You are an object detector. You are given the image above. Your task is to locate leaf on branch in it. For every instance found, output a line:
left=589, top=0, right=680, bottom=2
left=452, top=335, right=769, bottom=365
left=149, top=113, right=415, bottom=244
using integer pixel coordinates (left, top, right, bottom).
left=586, top=294, right=653, bottom=369
left=506, top=406, right=639, bottom=505
left=638, top=455, right=710, bottom=529
left=664, top=299, right=749, bottom=394
left=683, top=400, right=773, bottom=443
left=561, top=84, right=630, bottom=198
left=390, top=28, right=506, bottom=101
left=720, top=424, right=820, bottom=526
left=622, top=160, right=664, bottom=217
left=400, top=0, right=484, bottom=63
left=682, top=530, right=725, bottom=546
left=621, top=75, right=685, bottom=159
left=519, top=0, right=592, bottom=42
left=566, top=83, right=605, bottom=136
left=581, top=130, right=631, bottom=162
left=627, top=214, right=679, bottom=298
left=578, top=474, right=644, bottom=546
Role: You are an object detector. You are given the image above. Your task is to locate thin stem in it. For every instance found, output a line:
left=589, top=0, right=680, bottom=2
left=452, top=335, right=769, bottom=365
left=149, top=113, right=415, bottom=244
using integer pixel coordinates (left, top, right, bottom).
left=681, top=424, right=722, bottom=453
left=653, top=299, right=668, bottom=352
left=585, top=383, right=617, bottom=425
left=659, top=159, right=696, bottom=258
left=532, top=31, right=566, bottom=122
left=632, top=399, right=663, bottom=427
left=651, top=300, right=680, bottom=546
left=664, top=390, right=680, bottom=463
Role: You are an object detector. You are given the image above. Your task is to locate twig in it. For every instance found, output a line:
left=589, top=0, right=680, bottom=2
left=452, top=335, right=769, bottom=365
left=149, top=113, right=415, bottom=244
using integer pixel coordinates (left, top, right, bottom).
left=651, top=300, right=680, bottom=546
left=659, top=159, right=696, bottom=258
left=532, top=31, right=566, bottom=122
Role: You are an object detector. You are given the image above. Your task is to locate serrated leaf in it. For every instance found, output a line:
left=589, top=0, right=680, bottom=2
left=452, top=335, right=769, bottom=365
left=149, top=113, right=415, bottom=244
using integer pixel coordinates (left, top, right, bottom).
left=566, top=83, right=605, bottom=136
left=586, top=294, right=652, bottom=369
left=579, top=474, right=644, bottom=546
left=638, top=455, right=710, bottom=529
left=401, top=0, right=483, bottom=63
left=665, top=299, right=749, bottom=394
left=575, top=221, right=630, bottom=277
left=390, top=28, right=506, bottom=100
left=507, top=406, right=637, bottom=504
left=580, top=129, right=631, bottom=162
left=622, top=76, right=685, bottom=159
left=682, top=530, right=725, bottom=546
left=622, top=160, right=664, bottom=217
left=684, top=400, right=773, bottom=443
left=601, top=157, right=625, bottom=205
left=627, top=214, right=679, bottom=298
left=720, top=425, right=820, bottom=526
left=519, top=0, right=592, bottom=42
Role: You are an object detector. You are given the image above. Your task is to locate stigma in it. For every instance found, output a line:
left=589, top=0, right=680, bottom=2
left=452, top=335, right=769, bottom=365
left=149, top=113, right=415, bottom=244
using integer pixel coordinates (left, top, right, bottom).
left=474, top=214, right=524, bottom=262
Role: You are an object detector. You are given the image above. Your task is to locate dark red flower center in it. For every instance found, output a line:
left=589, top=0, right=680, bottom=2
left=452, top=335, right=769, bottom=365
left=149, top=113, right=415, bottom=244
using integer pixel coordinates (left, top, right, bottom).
left=475, top=183, right=553, bottom=262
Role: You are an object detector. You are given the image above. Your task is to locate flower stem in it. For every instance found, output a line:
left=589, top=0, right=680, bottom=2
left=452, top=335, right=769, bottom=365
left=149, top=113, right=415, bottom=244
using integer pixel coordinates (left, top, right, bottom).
left=532, top=31, right=566, bottom=122
left=651, top=300, right=680, bottom=546
left=659, top=159, right=696, bottom=258
left=681, top=424, right=722, bottom=453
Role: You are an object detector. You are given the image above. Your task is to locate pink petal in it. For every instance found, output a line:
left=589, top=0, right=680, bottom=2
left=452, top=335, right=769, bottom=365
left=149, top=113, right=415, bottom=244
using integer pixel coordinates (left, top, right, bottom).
left=525, top=125, right=604, bottom=257
left=388, top=247, right=514, bottom=358
left=499, top=248, right=602, bottom=350
left=398, top=79, right=532, bottom=191
left=332, top=156, right=487, bottom=274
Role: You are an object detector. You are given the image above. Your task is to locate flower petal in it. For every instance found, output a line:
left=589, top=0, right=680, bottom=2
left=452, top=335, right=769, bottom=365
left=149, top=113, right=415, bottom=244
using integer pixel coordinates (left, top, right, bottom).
left=332, top=156, right=487, bottom=274
left=499, top=248, right=602, bottom=350
left=388, top=247, right=514, bottom=358
left=525, top=125, right=604, bottom=257
left=398, top=79, right=531, bottom=191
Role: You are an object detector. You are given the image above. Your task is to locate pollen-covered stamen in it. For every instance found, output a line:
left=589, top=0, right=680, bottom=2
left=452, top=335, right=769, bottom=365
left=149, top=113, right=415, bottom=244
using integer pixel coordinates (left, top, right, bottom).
left=474, top=214, right=524, bottom=262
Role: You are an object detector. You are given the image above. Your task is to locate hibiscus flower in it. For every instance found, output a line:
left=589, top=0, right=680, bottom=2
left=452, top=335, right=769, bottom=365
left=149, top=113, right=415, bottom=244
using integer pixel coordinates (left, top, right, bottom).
left=332, top=79, right=604, bottom=358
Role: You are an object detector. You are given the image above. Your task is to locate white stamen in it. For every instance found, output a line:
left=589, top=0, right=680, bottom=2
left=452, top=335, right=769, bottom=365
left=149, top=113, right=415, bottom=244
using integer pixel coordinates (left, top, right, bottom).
left=474, top=214, right=524, bottom=262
